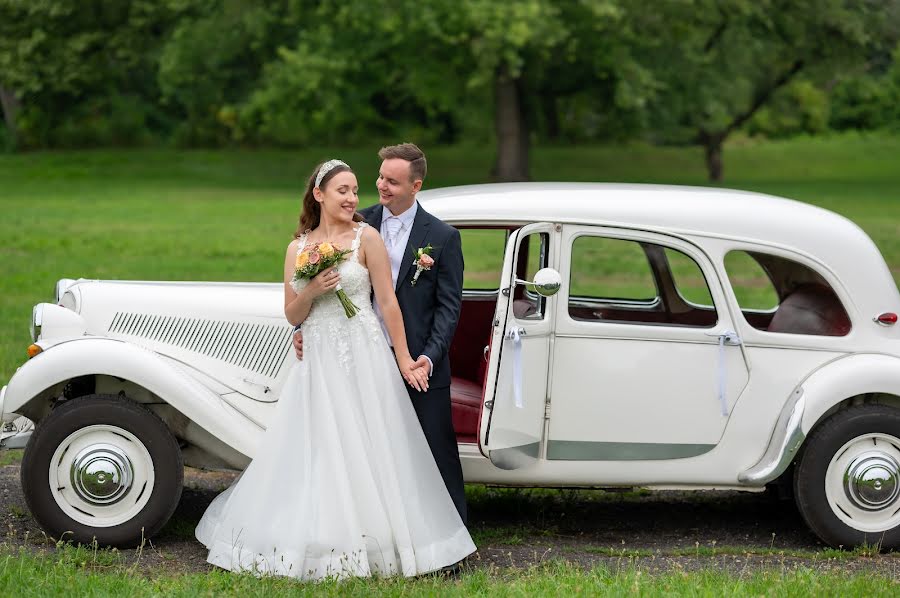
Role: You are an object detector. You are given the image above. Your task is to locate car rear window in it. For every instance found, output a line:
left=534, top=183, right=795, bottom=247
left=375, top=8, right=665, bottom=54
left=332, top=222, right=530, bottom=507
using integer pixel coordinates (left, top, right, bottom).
left=724, top=250, right=851, bottom=336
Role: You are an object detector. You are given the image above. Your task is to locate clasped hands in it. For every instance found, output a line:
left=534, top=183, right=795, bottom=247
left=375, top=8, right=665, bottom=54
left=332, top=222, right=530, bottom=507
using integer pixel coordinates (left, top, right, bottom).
left=292, top=330, right=430, bottom=392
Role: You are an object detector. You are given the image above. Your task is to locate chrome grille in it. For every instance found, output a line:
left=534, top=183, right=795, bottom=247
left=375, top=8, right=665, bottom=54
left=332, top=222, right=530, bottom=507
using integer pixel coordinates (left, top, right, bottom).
left=108, top=312, right=292, bottom=378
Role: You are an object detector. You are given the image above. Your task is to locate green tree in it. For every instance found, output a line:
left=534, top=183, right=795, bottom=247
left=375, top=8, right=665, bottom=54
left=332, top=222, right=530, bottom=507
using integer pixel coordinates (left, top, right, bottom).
left=241, top=0, right=627, bottom=180
left=0, top=0, right=181, bottom=148
left=746, top=80, right=830, bottom=138
left=157, top=0, right=305, bottom=146
left=632, top=0, right=899, bottom=181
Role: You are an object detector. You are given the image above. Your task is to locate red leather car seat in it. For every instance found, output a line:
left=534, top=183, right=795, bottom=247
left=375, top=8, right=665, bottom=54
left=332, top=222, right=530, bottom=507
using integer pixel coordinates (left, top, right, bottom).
left=450, top=376, right=482, bottom=443
left=767, top=284, right=851, bottom=337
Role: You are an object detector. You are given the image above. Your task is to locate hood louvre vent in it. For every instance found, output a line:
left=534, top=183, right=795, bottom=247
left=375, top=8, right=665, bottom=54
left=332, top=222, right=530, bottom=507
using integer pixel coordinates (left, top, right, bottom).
left=109, top=312, right=292, bottom=378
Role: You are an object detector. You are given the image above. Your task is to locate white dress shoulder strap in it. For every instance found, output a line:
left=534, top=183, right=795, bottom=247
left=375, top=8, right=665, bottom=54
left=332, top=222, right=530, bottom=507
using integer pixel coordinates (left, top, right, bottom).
left=296, top=230, right=310, bottom=253
left=350, top=223, right=367, bottom=260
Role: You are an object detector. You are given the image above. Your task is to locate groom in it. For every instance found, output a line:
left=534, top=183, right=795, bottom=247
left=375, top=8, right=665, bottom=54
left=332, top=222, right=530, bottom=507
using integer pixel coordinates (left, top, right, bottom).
left=293, top=143, right=468, bottom=525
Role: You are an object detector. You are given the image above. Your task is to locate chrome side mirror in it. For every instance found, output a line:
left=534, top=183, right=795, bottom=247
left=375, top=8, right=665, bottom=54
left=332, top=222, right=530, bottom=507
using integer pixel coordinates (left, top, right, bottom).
left=515, top=267, right=562, bottom=297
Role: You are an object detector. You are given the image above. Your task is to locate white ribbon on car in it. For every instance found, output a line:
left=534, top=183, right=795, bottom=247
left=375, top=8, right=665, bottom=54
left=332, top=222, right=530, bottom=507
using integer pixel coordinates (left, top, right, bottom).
left=717, top=334, right=729, bottom=416
left=713, top=330, right=740, bottom=416
left=507, top=327, right=525, bottom=408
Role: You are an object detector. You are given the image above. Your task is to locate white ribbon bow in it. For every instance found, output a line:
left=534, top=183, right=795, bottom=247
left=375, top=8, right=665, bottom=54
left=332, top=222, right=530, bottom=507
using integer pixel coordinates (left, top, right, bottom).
left=717, top=334, right=729, bottom=416
left=507, top=327, right=524, bottom=409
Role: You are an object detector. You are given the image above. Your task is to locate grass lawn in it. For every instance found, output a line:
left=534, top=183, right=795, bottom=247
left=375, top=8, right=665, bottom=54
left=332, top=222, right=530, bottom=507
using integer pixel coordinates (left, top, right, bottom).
left=2, top=133, right=900, bottom=591
left=0, top=449, right=22, bottom=467
left=2, top=544, right=900, bottom=596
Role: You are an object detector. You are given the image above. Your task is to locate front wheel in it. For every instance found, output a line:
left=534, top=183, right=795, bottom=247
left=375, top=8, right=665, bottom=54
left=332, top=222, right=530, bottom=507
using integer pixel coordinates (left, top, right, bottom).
left=21, top=395, right=183, bottom=546
left=794, top=404, right=900, bottom=549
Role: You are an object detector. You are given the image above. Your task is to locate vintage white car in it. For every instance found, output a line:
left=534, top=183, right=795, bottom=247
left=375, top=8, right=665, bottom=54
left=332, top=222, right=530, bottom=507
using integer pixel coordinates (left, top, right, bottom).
left=3, top=183, right=900, bottom=549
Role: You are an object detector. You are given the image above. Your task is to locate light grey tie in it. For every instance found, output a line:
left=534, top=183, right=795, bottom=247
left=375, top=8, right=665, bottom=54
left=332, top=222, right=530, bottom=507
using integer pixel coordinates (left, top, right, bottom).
left=385, top=216, right=402, bottom=248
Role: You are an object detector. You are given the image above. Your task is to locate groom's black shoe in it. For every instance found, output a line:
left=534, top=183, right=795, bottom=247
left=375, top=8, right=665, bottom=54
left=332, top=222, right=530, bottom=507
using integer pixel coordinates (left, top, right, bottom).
left=437, top=558, right=466, bottom=578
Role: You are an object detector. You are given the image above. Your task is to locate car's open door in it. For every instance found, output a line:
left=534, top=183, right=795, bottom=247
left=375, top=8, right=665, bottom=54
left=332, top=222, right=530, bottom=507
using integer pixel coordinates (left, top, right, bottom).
left=479, top=222, right=558, bottom=470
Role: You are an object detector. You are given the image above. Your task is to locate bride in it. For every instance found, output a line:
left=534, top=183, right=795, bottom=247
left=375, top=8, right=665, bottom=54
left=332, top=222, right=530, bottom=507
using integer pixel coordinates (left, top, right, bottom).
left=195, top=159, right=476, bottom=579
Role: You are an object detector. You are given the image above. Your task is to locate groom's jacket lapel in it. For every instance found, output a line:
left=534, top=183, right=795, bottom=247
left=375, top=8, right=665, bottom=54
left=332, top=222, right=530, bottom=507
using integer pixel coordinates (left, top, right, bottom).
left=396, top=203, right=431, bottom=293
left=363, top=204, right=384, bottom=231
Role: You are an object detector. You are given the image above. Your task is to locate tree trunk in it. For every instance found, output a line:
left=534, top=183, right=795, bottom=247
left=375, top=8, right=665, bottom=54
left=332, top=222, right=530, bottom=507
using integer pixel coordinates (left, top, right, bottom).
left=697, top=59, right=805, bottom=182
left=0, top=86, right=20, bottom=141
left=703, top=133, right=724, bottom=182
left=492, top=65, right=530, bottom=182
left=0, top=85, right=19, bottom=147
left=697, top=131, right=727, bottom=183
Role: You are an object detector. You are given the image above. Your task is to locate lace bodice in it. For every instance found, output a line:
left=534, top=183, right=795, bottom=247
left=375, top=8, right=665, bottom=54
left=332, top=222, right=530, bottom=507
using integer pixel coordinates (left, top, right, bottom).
left=291, top=223, right=381, bottom=331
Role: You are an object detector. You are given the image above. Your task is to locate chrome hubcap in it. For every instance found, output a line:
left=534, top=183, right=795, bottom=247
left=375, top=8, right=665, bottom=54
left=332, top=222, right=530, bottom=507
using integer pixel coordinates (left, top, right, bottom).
left=49, top=424, right=155, bottom=528
left=844, top=451, right=900, bottom=511
left=70, top=443, right=134, bottom=506
left=826, top=433, right=900, bottom=533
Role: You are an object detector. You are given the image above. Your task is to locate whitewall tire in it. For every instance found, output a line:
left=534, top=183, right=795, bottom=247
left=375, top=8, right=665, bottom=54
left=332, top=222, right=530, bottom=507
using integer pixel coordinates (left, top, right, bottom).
left=795, top=405, right=900, bottom=549
left=21, top=395, right=182, bottom=546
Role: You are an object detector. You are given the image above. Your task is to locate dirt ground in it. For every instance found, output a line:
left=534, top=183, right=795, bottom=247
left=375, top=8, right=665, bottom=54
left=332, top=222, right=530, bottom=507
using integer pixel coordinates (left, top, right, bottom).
left=3, top=458, right=899, bottom=577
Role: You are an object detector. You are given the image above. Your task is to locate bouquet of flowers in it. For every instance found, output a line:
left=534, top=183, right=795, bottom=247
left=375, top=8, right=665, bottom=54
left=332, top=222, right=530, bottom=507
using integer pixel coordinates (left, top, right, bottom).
left=294, top=241, right=359, bottom=318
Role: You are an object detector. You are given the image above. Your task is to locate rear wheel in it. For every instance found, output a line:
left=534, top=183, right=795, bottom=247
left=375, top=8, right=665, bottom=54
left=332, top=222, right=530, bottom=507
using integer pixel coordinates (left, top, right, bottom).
left=21, top=395, right=182, bottom=546
left=794, top=405, right=900, bottom=549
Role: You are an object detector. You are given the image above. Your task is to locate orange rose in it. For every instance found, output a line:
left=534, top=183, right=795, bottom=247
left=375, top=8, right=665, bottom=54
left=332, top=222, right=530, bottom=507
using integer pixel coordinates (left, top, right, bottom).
left=318, top=242, right=335, bottom=257
left=296, top=251, right=310, bottom=268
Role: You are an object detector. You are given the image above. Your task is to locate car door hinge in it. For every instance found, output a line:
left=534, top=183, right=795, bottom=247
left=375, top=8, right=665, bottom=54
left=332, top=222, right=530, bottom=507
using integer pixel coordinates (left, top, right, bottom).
left=501, top=287, right=511, bottom=297
left=485, top=400, right=494, bottom=410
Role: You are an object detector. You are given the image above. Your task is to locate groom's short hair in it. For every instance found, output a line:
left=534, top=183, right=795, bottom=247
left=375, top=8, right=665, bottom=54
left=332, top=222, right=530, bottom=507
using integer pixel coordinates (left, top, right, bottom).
left=379, top=143, right=427, bottom=183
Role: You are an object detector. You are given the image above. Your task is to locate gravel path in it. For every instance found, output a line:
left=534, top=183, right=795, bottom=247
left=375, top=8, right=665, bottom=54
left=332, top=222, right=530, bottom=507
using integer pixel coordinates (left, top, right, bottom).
left=3, top=457, right=899, bottom=577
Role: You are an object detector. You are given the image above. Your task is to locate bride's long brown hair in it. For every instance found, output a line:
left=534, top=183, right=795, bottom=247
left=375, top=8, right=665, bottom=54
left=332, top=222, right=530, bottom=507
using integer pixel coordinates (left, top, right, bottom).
left=295, top=161, right=364, bottom=237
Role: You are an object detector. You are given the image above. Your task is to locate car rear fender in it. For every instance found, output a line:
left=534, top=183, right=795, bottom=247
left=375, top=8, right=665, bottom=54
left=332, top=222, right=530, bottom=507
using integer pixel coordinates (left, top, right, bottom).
left=3, top=337, right=262, bottom=460
left=799, top=353, right=900, bottom=434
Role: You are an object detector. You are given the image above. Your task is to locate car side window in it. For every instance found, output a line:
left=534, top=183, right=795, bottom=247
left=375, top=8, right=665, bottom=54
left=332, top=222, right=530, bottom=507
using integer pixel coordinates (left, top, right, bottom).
left=513, top=231, right=550, bottom=320
left=724, top=250, right=851, bottom=336
left=723, top=251, right=779, bottom=311
left=459, top=228, right=508, bottom=291
left=665, top=248, right=714, bottom=307
left=568, top=236, right=717, bottom=328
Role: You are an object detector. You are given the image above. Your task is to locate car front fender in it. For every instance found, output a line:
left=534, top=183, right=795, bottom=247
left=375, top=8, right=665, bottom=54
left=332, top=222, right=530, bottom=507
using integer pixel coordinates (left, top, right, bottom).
left=4, top=337, right=262, bottom=460
left=800, top=353, right=900, bottom=434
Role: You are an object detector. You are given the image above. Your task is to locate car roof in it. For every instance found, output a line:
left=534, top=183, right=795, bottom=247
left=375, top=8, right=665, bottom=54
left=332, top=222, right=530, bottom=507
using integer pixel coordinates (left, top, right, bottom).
left=418, top=183, right=900, bottom=316
left=420, top=183, right=847, bottom=241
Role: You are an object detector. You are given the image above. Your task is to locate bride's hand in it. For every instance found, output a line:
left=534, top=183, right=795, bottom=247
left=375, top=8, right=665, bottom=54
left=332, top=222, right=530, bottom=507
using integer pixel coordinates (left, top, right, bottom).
left=306, top=267, right=341, bottom=298
left=398, top=354, right=429, bottom=392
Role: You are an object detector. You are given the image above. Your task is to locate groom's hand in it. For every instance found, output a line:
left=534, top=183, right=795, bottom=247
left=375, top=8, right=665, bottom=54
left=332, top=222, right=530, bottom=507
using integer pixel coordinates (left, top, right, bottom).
left=293, top=329, right=303, bottom=360
left=412, top=355, right=432, bottom=378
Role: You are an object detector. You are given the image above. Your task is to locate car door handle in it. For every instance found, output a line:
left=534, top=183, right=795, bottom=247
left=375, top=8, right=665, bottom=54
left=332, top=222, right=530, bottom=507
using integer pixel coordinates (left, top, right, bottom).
left=705, top=329, right=741, bottom=346
left=506, top=326, right=526, bottom=339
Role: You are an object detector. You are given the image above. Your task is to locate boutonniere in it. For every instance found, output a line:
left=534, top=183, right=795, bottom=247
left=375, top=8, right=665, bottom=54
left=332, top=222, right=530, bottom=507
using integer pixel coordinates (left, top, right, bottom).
left=411, top=244, right=434, bottom=286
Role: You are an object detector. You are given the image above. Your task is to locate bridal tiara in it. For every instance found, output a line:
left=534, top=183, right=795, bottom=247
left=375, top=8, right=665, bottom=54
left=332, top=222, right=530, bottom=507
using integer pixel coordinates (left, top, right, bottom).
left=315, top=159, right=349, bottom=188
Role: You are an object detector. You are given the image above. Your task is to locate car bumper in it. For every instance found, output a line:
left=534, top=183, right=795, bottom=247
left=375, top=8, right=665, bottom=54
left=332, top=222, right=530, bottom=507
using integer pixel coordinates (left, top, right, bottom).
left=0, top=385, right=33, bottom=450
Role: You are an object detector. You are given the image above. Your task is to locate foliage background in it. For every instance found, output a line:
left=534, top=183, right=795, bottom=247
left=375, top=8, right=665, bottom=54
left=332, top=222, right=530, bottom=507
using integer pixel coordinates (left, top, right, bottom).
left=2, top=0, right=899, bottom=180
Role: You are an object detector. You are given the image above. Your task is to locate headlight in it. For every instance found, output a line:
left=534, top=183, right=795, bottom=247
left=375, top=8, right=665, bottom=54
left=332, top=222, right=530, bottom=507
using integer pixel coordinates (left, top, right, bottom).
left=30, top=304, right=43, bottom=342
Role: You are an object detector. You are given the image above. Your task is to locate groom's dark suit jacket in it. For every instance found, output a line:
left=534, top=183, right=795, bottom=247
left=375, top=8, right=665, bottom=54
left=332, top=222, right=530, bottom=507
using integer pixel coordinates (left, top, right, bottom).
left=359, top=202, right=464, bottom=389
left=360, top=201, right=468, bottom=524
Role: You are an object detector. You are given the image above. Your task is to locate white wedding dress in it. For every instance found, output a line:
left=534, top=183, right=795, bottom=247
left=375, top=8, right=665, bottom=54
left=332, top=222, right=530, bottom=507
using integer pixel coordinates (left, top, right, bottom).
left=196, top=224, right=476, bottom=580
